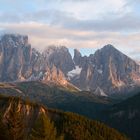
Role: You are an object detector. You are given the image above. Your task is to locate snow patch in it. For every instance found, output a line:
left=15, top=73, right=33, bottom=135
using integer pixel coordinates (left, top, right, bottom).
left=95, top=87, right=108, bottom=97
left=67, top=66, right=82, bottom=79
left=97, top=69, right=103, bottom=74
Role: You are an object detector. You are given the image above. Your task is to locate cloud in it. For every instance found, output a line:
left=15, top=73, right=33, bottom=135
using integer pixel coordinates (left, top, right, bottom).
left=0, top=0, right=139, bottom=33
left=0, top=8, right=140, bottom=32
left=1, top=22, right=140, bottom=59
left=0, top=0, right=140, bottom=59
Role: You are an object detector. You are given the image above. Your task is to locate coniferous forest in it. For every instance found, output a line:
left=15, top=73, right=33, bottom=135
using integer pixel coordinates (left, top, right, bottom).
left=0, top=95, right=129, bottom=140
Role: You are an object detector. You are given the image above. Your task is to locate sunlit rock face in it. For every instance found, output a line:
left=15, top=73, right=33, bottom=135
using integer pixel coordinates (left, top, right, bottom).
left=43, top=46, right=75, bottom=75
left=0, top=34, right=73, bottom=86
left=43, top=65, right=68, bottom=86
left=0, top=34, right=140, bottom=96
left=71, top=44, right=140, bottom=95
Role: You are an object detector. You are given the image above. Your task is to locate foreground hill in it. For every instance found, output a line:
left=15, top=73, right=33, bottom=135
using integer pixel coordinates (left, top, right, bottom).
left=0, top=95, right=128, bottom=140
left=0, top=81, right=114, bottom=119
left=1, top=81, right=140, bottom=139
left=102, top=92, right=140, bottom=140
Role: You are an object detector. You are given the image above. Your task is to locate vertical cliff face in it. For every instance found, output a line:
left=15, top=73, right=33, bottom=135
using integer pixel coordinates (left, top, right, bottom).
left=43, top=46, right=75, bottom=75
left=0, top=35, right=73, bottom=86
left=43, top=65, right=68, bottom=85
left=73, top=49, right=82, bottom=66
left=0, top=34, right=140, bottom=96
left=0, top=34, right=33, bottom=81
left=91, top=45, right=140, bottom=93
left=71, top=44, right=140, bottom=95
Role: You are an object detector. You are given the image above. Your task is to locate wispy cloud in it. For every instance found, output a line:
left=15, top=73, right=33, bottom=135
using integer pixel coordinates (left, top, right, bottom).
left=1, top=22, right=140, bottom=59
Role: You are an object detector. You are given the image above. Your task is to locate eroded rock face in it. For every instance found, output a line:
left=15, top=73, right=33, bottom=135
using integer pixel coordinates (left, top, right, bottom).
left=43, top=46, right=75, bottom=75
left=0, top=34, right=73, bottom=86
left=43, top=65, right=68, bottom=85
left=0, top=34, right=33, bottom=81
left=73, top=49, right=82, bottom=66
left=1, top=34, right=140, bottom=96
left=71, top=44, right=140, bottom=95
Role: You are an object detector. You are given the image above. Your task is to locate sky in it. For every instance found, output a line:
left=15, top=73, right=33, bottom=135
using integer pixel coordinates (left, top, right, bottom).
left=0, top=0, right=140, bottom=59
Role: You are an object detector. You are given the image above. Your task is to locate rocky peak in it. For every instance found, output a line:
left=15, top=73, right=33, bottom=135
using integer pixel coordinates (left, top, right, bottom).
left=43, top=46, right=57, bottom=57
left=43, top=46, right=75, bottom=74
left=43, top=46, right=69, bottom=56
left=94, top=44, right=121, bottom=58
left=73, top=49, right=82, bottom=65
left=0, top=33, right=140, bottom=97
left=71, top=44, right=140, bottom=96
left=0, top=35, right=74, bottom=86
left=43, top=65, right=68, bottom=86
left=94, top=44, right=140, bottom=84
left=0, top=34, right=34, bottom=81
left=74, top=49, right=81, bottom=57
left=101, top=44, right=116, bottom=50
left=0, top=34, right=29, bottom=48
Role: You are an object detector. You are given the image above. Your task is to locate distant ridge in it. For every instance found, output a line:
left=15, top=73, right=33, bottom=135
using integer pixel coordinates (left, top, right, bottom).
left=0, top=34, right=140, bottom=97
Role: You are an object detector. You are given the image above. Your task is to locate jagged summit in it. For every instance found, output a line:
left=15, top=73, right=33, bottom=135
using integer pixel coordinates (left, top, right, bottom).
left=74, top=49, right=81, bottom=57
left=44, top=45, right=68, bottom=53
left=43, top=45, right=75, bottom=74
left=98, top=44, right=122, bottom=55
left=102, top=44, right=115, bottom=50
left=0, top=33, right=27, bottom=38
left=73, top=49, right=82, bottom=65
left=0, top=34, right=29, bottom=47
left=93, top=44, right=128, bottom=65
left=71, top=44, right=140, bottom=96
left=0, top=33, right=140, bottom=97
left=74, top=48, right=81, bottom=54
left=0, top=34, right=75, bottom=83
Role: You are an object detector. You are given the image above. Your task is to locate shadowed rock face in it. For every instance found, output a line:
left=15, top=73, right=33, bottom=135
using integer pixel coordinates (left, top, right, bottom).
left=73, top=49, right=82, bottom=66
left=72, top=44, right=140, bottom=95
left=43, top=46, right=75, bottom=74
left=0, top=34, right=74, bottom=87
left=0, top=34, right=140, bottom=96
left=0, top=34, right=33, bottom=81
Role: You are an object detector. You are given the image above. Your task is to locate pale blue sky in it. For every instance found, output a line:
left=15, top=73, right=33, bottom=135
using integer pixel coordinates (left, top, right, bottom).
left=0, top=0, right=140, bottom=58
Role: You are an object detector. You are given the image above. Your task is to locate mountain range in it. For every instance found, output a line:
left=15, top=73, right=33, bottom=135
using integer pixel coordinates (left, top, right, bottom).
left=0, top=33, right=140, bottom=140
left=0, top=34, right=140, bottom=97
